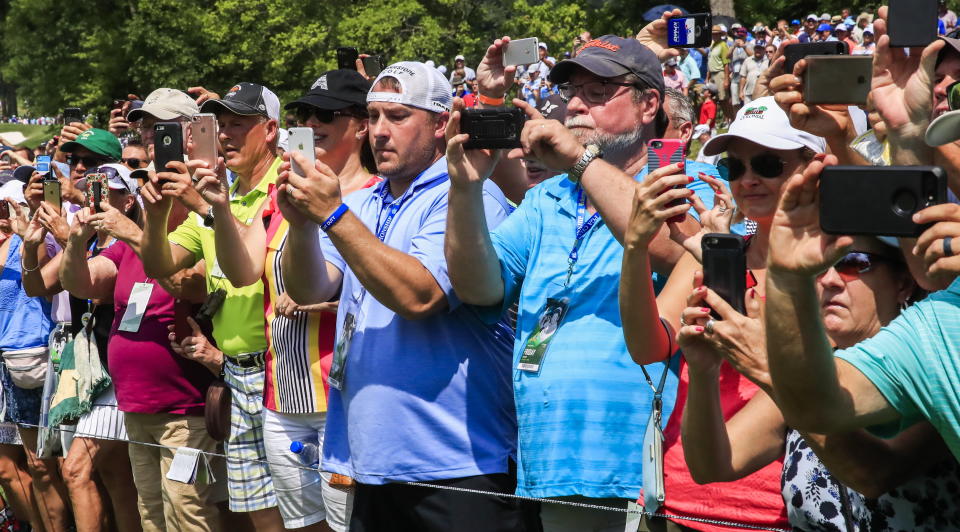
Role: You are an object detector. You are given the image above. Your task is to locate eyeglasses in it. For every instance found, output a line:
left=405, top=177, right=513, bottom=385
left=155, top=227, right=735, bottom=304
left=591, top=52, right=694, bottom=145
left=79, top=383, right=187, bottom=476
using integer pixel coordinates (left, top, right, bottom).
left=558, top=80, right=639, bottom=105
left=829, top=251, right=901, bottom=282
left=121, top=158, right=145, bottom=168
left=948, top=80, right=960, bottom=111
left=717, top=153, right=786, bottom=181
left=295, top=107, right=360, bottom=125
left=67, top=154, right=112, bottom=168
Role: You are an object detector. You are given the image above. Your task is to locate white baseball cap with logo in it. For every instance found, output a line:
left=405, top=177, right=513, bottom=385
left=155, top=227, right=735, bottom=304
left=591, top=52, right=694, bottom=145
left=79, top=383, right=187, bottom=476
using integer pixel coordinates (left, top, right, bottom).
left=702, top=96, right=826, bottom=155
left=367, top=61, right=453, bottom=113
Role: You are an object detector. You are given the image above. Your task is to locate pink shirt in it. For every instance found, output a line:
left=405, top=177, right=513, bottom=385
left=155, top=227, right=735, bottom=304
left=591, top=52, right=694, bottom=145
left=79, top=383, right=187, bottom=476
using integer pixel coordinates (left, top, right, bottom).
left=663, top=69, right=688, bottom=91
left=656, top=358, right=789, bottom=531
left=101, top=242, right=214, bottom=415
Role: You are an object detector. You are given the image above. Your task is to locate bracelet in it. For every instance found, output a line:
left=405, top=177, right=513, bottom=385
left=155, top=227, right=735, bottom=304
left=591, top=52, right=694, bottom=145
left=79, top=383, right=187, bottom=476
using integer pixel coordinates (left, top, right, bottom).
left=567, top=144, right=602, bottom=183
left=21, top=258, right=40, bottom=273
left=478, top=94, right=505, bottom=106
left=320, top=204, right=349, bottom=232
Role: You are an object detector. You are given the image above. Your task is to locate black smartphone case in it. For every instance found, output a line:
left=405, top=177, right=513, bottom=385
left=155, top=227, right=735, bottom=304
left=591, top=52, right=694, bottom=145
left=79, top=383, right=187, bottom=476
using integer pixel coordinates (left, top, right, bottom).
left=888, top=0, right=938, bottom=48
left=820, top=166, right=948, bottom=237
left=154, top=122, right=184, bottom=176
left=702, top=234, right=747, bottom=316
left=461, top=108, right=526, bottom=149
left=337, top=47, right=359, bottom=70
left=783, top=42, right=848, bottom=73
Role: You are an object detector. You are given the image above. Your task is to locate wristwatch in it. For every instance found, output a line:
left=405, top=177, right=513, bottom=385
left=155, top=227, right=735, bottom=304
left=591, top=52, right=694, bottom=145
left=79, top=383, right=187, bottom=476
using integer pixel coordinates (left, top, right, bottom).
left=202, top=206, right=215, bottom=227
left=567, top=144, right=602, bottom=183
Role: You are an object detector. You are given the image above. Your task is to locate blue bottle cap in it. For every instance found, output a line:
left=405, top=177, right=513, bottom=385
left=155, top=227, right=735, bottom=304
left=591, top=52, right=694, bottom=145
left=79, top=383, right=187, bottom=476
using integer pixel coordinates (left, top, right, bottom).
left=290, top=441, right=304, bottom=453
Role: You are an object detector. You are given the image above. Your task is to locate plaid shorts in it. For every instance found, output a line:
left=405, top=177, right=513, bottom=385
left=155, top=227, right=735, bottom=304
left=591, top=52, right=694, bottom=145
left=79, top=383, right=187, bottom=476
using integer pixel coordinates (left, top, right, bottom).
left=224, top=357, right=277, bottom=513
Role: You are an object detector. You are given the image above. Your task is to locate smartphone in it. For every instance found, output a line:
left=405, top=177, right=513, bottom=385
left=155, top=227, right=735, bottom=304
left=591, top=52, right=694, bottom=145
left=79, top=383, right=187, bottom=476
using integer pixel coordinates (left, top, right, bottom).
left=85, top=173, right=107, bottom=213
left=460, top=108, right=527, bottom=149
left=361, top=55, right=384, bottom=78
left=189, top=113, right=219, bottom=171
left=63, top=107, right=83, bottom=126
left=287, top=127, right=316, bottom=177
left=174, top=300, right=193, bottom=341
left=647, top=139, right=687, bottom=223
left=702, top=233, right=747, bottom=316
left=153, top=122, right=184, bottom=181
left=337, top=47, right=360, bottom=70
left=503, top=37, right=540, bottom=66
left=667, top=13, right=713, bottom=48
left=804, top=55, right=873, bottom=105
left=820, top=166, right=948, bottom=237
left=888, top=0, right=938, bottom=48
left=43, top=180, right=62, bottom=215
left=35, top=155, right=51, bottom=175
left=783, top=42, right=848, bottom=73
left=0, top=202, right=9, bottom=220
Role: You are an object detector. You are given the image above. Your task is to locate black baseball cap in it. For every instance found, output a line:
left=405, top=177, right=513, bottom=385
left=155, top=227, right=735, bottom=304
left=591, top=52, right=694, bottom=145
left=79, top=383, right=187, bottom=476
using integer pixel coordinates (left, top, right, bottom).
left=200, top=82, right=281, bottom=121
left=549, top=35, right=666, bottom=96
left=285, top=70, right=371, bottom=111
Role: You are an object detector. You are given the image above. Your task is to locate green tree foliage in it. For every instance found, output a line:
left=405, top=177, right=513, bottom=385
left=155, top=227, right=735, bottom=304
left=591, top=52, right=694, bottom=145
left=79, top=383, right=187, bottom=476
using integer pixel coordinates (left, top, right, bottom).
left=3, top=0, right=960, bottom=117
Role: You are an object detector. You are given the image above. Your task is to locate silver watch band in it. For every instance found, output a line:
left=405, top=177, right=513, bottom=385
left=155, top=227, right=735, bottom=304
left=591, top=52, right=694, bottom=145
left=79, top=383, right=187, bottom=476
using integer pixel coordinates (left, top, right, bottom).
left=568, top=144, right=601, bottom=183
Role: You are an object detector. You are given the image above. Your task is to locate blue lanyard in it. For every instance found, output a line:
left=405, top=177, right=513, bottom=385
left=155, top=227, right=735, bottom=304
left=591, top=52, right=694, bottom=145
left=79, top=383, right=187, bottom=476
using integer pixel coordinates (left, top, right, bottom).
left=566, top=187, right=600, bottom=285
left=375, top=184, right=406, bottom=242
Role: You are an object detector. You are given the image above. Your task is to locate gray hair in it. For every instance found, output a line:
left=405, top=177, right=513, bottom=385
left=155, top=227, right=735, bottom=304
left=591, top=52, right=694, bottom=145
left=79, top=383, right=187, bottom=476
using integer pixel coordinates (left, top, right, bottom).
left=663, top=88, right=694, bottom=127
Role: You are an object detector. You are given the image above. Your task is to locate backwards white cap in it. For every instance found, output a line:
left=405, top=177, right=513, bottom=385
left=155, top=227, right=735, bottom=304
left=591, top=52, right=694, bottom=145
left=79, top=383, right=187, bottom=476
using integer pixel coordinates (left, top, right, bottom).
left=367, top=61, right=453, bottom=113
left=702, top=96, right=826, bottom=156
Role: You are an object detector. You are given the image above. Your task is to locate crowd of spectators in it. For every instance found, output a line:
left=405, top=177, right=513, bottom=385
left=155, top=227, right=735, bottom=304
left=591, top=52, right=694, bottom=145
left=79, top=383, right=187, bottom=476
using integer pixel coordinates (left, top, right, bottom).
left=0, top=2, right=958, bottom=532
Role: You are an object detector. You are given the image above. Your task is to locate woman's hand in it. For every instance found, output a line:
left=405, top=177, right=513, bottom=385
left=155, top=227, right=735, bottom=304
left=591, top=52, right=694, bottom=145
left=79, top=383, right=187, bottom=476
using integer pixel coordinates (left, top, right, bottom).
left=678, top=271, right=770, bottom=388
left=169, top=316, right=223, bottom=376
left=624, top=162, right=693, bottom=251
left=672, top=172, right=735, bottom=260
left=87, top=201, right=141, bottom=245
left=35, top=202, right=70, bottom=247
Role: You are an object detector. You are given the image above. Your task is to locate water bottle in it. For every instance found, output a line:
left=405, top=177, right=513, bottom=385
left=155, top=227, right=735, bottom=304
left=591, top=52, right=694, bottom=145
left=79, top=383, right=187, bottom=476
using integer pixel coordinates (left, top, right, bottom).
left=290, top=441, right=320, bottom=469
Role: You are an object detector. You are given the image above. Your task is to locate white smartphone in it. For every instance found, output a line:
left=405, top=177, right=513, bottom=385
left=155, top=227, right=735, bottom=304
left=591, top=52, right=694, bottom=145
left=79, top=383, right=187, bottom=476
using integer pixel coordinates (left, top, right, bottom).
left=503, top=37, right=540, bottom=66
left=288, top=127, right=315, bottom=177
left=189, top=113, right=219, bottom=171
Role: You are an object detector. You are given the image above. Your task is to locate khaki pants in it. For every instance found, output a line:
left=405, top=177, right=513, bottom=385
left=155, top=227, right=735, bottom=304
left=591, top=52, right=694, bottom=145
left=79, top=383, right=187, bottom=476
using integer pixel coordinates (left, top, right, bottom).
left=124, top=413, right=223, bottom=532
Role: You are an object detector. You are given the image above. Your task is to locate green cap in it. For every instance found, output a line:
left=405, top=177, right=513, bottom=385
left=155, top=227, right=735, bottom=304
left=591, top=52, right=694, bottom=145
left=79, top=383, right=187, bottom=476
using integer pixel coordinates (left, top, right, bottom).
left=60, top=128, right=122, bottom=161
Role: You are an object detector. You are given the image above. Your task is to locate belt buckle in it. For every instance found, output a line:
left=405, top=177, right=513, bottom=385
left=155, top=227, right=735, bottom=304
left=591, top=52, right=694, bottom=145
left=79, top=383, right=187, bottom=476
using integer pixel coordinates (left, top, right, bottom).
left=231, top=351, right=264, bottom=368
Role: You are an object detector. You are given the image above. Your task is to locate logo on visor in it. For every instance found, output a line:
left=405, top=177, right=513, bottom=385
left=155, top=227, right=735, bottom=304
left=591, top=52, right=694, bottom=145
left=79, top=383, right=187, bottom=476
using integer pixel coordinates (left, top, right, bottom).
left=744, top=106, right=767, bottom=118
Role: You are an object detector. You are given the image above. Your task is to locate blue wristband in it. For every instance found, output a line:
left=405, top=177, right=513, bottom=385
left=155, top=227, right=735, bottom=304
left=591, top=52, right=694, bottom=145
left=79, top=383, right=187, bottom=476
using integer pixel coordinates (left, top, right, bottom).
left=320, top=204, right=349, bottom=232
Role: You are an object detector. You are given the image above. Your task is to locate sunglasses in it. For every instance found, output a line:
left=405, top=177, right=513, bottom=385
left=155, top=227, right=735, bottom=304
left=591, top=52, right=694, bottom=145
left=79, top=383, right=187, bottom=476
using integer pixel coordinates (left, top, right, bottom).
left=67, top=154, right=112, bottom=168
left=948, top=80, right=960, bottom=112
left=121, top=158, right=145, bottom=168
left=295, top=107, right=359, bottom=124
left=717, top=153, right=786, bottom=181
left=829, top=251, right=901, bottom=281
left=84, top=166, right=133, bottom=194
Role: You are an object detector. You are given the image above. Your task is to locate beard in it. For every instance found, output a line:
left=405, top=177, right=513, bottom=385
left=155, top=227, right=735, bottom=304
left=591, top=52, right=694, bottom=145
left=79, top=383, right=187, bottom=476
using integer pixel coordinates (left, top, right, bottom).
left=565, top=116, right=645, bottom=154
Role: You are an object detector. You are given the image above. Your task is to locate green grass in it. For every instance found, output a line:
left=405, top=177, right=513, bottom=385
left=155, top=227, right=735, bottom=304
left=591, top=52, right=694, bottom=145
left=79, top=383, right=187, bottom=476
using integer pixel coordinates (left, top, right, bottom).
left=0, top=124, right=59, bottom=149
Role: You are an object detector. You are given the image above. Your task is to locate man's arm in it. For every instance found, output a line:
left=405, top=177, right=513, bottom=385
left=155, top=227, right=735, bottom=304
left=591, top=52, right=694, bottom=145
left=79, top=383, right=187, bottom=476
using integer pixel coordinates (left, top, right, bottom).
left=280, top=222, right=343, bottom=306
left=192, top=162, right=268, bottom=287
left=765, top=155, right=900, bottom=433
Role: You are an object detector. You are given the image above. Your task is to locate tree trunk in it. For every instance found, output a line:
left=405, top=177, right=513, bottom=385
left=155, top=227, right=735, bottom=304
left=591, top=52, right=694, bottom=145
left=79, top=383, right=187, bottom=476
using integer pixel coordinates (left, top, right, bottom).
left=709, top=0, right=736, bottom=19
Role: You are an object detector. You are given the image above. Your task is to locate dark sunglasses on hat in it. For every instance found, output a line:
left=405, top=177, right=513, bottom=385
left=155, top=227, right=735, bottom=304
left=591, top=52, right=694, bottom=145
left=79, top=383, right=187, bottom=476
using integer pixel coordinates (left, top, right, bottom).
left=67, top=154, right=112, bottom=168
left=717, top=153, right=786, bottom=181
left=827, top=251, right=902, bottom=282
left=84, top=165, right=133, bottom=194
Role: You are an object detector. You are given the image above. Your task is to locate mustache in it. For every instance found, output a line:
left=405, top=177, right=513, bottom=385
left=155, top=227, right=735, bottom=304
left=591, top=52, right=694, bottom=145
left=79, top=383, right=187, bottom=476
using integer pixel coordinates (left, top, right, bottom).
left=564, top=117, right=593, bottom=129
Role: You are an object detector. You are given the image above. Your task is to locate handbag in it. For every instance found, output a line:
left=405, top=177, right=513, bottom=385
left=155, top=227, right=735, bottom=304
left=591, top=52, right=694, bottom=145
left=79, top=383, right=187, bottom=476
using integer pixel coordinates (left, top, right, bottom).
left=2, top=347, right=49, bottom=389
left=204, top=378, right=231, bottom=441
left=641, top=354, right=673, bottom=514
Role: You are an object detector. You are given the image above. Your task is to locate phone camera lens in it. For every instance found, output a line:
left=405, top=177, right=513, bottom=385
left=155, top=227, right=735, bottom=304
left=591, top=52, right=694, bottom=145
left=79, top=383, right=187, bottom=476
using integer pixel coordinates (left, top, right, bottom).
left=652, top=141, right=662, bottom=149
left=708, top=238, right=718, bottom=246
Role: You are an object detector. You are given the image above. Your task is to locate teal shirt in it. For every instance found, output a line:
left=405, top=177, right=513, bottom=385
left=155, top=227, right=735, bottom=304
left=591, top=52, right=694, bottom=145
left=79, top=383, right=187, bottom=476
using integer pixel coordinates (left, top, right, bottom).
left=836, top=277, right=960, bottom=454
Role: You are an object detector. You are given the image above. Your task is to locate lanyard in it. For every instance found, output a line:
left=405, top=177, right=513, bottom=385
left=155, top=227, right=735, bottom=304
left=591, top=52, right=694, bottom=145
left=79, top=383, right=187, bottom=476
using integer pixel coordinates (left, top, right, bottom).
left=375, top=184, right=407, bottom=242
left=565, top=187, right=601, bottom=286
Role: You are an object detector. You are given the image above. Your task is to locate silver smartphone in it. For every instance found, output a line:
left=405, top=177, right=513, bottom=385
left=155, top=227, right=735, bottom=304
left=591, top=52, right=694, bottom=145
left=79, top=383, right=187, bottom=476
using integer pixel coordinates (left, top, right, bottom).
left=288, top=127, right=315, bottom=177
left=503, top=37, right=539, bottom=66
left=189, top=113, right=219, bottom=171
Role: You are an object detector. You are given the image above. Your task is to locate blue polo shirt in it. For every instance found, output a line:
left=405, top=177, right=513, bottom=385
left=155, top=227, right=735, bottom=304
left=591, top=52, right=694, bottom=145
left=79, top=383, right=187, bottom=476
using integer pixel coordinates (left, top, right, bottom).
left=318, top=157, right=518, bottom=485
left=836, top=278, right=960, bottom=456
left=487, top=165, right=727, bottom=500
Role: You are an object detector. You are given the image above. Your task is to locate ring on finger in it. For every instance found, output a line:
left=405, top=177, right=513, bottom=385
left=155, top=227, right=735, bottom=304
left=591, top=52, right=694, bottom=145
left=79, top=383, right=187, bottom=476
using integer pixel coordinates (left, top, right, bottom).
left=680, top=314, right=688, bottom=327
left=945, top=236, right=955, bottom=258
left=705, top=318, right=717, bottom=335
